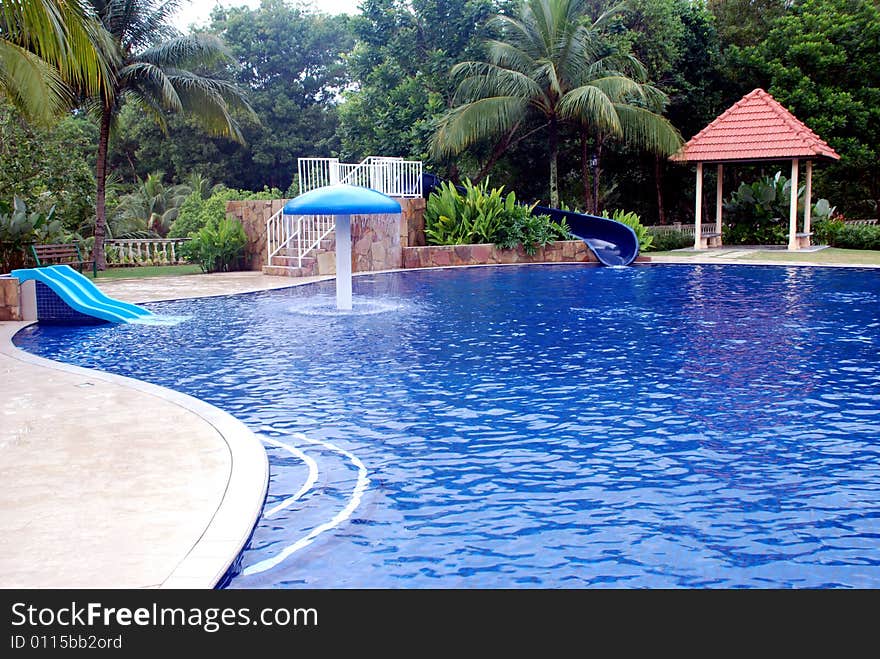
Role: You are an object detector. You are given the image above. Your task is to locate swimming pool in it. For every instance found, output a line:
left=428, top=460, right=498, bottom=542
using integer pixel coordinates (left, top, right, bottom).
left=13, top=264, right=880, bottom=588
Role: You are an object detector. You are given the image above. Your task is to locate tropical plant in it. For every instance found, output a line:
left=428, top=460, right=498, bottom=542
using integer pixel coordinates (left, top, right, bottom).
left=425, top=178, right=568, bottom=253
left=181, top=217, right=247, bottom=273
left=494, top=205, right=570, bottom=255
left=424, top=179, right=510, bottom=245
left=80, top=0, right=255, bottom=270
left=0, top=0, right=112, bottom=124
left=0, top=197, right=66, bottom=271
left=114, top=172, right=190, bottom=237
left=723, top=171, right=835, bottom=245
left=430, top=0, right=682, bottom=208
left=601, top=208, right=652, bottom=251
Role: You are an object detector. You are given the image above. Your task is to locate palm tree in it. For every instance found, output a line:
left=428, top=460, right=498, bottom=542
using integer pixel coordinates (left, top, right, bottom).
left=0, top=0, right=113, bottom=124
left=430, top=0, right=682, bottom=208
left=83, top=0, right=254, bottom=269
left=114, top=171, right=190, bottom=236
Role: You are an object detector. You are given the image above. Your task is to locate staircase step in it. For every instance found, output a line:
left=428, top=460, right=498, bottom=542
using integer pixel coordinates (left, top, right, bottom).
left=262, top=262, right=318, bottom=278
left=271, top=255, right=316, bottom=268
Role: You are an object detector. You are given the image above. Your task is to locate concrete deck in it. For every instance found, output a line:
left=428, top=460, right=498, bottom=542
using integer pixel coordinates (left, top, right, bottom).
left=0, top=272, right=320, bottom=589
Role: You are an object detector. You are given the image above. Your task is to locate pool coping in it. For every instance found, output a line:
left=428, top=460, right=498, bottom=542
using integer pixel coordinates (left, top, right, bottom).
left=0, top=321, right=269, bottom=589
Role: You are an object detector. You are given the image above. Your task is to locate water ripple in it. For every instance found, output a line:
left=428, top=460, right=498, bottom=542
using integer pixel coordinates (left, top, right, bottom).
left=14, top=264, right=880, bottom=588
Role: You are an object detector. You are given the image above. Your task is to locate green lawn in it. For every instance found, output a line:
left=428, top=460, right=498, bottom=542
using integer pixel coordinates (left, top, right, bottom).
left=647, top=247, right=880, bottom=266
left=87, top=264, right=203, bottom=280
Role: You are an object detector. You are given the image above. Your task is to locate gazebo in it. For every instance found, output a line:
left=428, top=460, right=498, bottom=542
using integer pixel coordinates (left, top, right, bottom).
left=671, top=88, right=840, bottom=250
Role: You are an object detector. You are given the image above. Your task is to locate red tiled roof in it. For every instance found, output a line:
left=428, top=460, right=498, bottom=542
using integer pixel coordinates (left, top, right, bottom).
left=671, top=88, right=840, bottom=163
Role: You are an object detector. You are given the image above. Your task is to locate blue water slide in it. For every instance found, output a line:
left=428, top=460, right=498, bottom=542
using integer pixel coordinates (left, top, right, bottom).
left=11, top=264, right=153, bottom=323
left=533, top=205, right=640, bottom=266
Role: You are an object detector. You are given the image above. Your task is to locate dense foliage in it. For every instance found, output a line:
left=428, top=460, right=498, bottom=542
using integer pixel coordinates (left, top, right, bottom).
left=181, top=217, right=248, bottom=272
left=425, top=179, right=568, bottom=254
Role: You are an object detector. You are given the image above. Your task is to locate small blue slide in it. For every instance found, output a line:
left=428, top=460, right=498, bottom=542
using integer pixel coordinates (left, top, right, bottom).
left=11, top=265, right=154, bottom=323
left=533, top=205, right=640, bottom=266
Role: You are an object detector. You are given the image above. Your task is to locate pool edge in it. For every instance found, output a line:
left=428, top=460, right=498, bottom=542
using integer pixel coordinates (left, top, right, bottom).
left=0, top=320, right=268, bottom=589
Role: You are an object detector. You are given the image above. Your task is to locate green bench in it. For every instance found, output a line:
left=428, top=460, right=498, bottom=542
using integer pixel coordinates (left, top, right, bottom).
left=31, top=243, right=98, bottom=277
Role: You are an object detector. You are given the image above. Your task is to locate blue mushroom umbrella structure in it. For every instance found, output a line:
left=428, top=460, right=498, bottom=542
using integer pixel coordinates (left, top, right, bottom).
left=283, top=184, right=401, bottom=310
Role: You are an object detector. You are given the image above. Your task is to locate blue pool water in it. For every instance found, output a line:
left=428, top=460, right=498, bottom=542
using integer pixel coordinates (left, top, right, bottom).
left=13, top=264, right=880, bottom=588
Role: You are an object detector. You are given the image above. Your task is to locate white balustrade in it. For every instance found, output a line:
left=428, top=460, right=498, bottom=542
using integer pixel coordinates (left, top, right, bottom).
left=105, top=238, right=189, bottom=266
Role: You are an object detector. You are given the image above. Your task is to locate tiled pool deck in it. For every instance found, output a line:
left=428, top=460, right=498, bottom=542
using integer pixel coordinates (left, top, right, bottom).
left=0, top=272, right=324, bottom=589
left=1, top=259, right=877, bottom=589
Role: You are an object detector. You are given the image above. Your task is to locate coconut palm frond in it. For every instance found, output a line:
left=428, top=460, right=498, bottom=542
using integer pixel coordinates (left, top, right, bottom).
left=612, top=103, right=683, bottom=156
left=558, top=84, right=622, bottom=134
left=138, top=34, right=230, bottom=70
left=431, top=96, right=528, bottom=158
left=0, top=40, right=70, bottom=124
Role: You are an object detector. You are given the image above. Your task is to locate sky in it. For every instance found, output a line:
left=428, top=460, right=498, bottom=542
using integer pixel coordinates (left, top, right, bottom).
left=171, top=0, right=362, bottom=31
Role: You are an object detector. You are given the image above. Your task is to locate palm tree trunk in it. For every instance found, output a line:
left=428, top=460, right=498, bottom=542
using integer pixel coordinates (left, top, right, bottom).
left=593, top=138, right=604, bottom=215
left=654, top=154, right=666, bottom=224
left=548, top=119, right=559, bottom=208
left=581, top=130, right=593, bottom=212
left=92, top=106, right=111, bottom=271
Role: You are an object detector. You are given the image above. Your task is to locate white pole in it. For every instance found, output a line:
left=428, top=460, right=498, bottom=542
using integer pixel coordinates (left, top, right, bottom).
left=788, top=159, right=799, bottom=250
left=804, top=160, right=813, bottom=236
left=716, top=163, right=723, bottom=235
left=336, top=214, right=352, bottom=310
left=694, top=162, right=703, bottom=249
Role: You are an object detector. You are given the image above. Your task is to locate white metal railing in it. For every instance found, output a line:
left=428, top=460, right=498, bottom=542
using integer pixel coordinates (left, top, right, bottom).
left=298, top=155, right=422, bottom=198
left=266, top=207, right=335, bottom=268
left=106, top=238, right=189, bottom=266
left=647, top=223, right=724, bottom=237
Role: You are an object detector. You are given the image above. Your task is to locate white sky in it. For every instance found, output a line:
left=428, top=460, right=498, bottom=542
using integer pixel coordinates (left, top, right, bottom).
left=172, top=1, right=362, bottom=31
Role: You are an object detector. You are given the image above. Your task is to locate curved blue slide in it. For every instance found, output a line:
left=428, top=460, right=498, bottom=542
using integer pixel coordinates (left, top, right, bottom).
left=533, top=205, right=640, bottom=266
left=11, top=264, right=153, bottom=323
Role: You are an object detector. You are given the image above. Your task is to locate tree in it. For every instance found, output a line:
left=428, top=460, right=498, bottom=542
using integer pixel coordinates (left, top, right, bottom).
left=82, top=0, right=254, bottom=269
left=339, top=0, right=495, bottom=164
left=207, top=0, right=353, bottom=189
left=0, top=100, right=97, bottom=232
left=737, top=0, right=880, bottom=216
left=431, top=0, right=682, bottom=208
left=0, top=0, right=112, bottom=124
left=114, top=171, right=190, bottom=236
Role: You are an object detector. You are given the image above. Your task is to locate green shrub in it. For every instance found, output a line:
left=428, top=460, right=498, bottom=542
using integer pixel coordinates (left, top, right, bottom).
left=723, top=171, right=835, bottom=245
left=646, top=229, right=694, bottom=251
left=169, top=186, right=283, bottom=239
left=494, top=205, right=569, bottom=255
left=425, top=178, right=568, bottom=253
left=602, top=209, right=653, bottom=251
left=813, top=219, right=880, bottom=250
left=0, top=197, right=66, bottom=271
left=181, top=217, right=248, bottom=272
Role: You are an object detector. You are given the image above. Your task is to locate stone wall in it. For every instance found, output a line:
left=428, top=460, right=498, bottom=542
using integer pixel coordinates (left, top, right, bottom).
left=0, top=277, right=21, bottom=321
left=400, top=198, right=426, bottom=248
left=402, top=240, right=599, bottom=269
left=226, top=198, right=288, bottom=271
left=228, top=197, right=425, bottom=272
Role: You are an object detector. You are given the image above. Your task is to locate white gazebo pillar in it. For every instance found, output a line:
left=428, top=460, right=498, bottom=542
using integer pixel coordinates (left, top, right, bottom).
left=715, top=163, right=724, bottom=236
left=804, top=160, right=813, bottom=237
left=788, top=159, right=800, bottom=251
left=694, top=162, right=703, bottom=249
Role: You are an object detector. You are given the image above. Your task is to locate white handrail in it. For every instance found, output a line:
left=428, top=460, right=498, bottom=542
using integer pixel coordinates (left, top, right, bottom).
left=298, top=155, right=422, bottom=197
left=266, top=207, right=335, bottom=268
